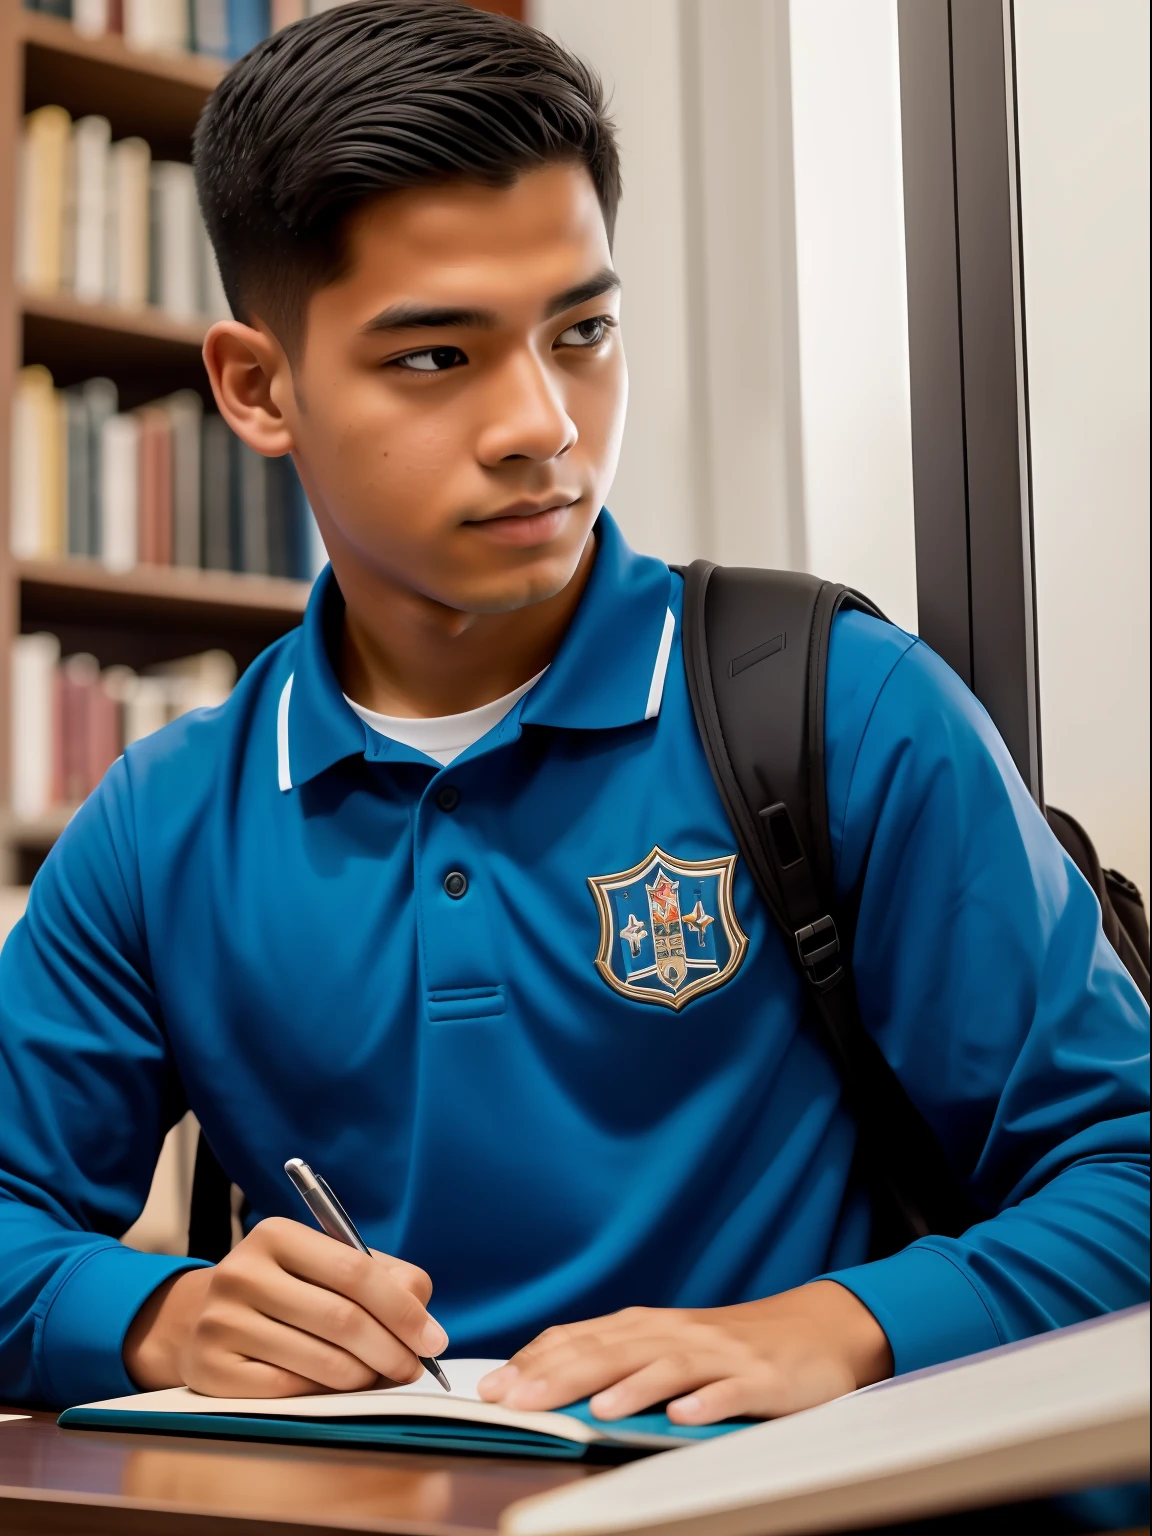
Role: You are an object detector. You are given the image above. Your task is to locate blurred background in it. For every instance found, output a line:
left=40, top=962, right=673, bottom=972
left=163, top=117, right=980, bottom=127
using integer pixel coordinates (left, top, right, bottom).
left=0, top=0, right=1148, bottom=1246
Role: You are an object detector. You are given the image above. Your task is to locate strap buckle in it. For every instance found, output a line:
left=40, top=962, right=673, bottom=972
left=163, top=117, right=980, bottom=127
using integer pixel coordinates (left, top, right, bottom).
left=795, top=915, right=843, bottom=990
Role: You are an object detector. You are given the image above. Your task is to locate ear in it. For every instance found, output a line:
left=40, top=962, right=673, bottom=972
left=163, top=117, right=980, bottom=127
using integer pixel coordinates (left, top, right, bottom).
left=202, top=320, right=296, bottom=457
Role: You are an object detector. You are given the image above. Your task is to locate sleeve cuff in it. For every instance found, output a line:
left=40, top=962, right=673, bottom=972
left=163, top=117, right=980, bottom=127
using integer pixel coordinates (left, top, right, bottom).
left=38, top=1242, right=209, bottom=1406
left=823, top=1242, right=1003, bottom=1375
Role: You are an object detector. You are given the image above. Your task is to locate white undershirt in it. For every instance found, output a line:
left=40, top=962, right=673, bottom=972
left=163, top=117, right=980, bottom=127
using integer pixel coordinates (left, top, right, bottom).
left=344, top=670, right=546, bottom=767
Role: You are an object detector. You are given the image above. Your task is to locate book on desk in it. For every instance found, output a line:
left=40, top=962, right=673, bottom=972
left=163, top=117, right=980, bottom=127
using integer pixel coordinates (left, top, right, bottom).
left=59, top=1305, right=1149, bottom=1534
left=58, top=1356, right=744, bottom=1460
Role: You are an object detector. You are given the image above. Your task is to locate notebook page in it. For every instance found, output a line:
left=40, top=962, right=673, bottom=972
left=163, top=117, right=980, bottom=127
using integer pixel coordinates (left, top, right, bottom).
left=502, top=1307, right=1150, bottom=1536
left=79, top=1359, right=506, bottom=1417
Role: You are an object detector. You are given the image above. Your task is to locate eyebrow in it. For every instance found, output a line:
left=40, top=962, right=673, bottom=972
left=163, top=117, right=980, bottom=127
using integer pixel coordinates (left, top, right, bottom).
left=359, top=267, right=621, bottom=335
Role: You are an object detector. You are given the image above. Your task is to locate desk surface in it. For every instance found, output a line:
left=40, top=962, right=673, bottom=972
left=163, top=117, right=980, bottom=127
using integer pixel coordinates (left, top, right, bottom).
left=3, top=1404, right=1146, bottom=1536
left=0, top=1404, right=599, bottom=1536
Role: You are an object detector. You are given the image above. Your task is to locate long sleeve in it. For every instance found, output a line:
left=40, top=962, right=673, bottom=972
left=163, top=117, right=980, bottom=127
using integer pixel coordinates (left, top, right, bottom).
left=821, top=614, right=1150, bottom=1372
left=0, top=759, right=205, bottom=1407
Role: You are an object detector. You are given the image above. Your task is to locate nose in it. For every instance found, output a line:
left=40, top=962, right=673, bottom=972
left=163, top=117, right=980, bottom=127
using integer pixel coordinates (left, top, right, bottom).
left=475, top=348, right=577, bottom=466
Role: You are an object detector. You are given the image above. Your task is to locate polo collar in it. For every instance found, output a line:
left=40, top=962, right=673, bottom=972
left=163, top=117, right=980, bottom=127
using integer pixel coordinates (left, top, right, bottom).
left=281, top=563, right=368, bottom=789
left=519, top=511, right=673, bottom=731
left=279, top=510, right=674, bottom=791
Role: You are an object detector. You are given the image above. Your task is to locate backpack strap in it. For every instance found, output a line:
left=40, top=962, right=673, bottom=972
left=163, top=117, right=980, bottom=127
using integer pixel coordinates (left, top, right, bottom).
left=681, top=560, right=982, bottom=1247
left=1047, top=806, right=1150, bottom=1005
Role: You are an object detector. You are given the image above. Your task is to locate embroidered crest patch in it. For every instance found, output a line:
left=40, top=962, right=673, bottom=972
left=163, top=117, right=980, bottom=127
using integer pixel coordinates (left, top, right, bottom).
left=587, top=846, right=748, bottom=1011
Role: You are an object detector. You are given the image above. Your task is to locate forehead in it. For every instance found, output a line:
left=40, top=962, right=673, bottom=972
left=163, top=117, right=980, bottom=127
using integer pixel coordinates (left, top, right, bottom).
left=331, top=163, right=612, bottom=317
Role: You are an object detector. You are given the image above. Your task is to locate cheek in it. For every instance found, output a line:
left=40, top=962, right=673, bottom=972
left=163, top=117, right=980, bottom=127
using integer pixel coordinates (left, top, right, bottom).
left=573, top=352, right=628, bottom=475
left=317, top=389, right=466, bottom=504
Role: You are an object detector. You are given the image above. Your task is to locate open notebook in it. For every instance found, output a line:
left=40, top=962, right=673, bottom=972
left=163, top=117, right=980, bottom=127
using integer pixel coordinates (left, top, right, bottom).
left=500, top=1306, right=1150, bottom=1535
left=58, top=1358, right=751, bottom=1460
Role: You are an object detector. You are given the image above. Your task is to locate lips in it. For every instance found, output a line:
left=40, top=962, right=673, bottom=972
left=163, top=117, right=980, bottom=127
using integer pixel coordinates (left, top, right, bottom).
left=472, top=496, right=578, bottom=522
left=464, top=500, right=577, bottom=547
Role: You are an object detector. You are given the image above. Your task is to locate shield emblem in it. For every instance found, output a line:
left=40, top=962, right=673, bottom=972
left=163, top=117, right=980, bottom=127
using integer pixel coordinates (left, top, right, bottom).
left=587, top=846, right=748, bottom=1011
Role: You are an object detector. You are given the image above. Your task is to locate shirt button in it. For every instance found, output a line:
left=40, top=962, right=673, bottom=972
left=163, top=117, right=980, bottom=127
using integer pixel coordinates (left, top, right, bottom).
left=443, top=870, right=468, bottom=899
left=436, top=784, right=461, bottom=812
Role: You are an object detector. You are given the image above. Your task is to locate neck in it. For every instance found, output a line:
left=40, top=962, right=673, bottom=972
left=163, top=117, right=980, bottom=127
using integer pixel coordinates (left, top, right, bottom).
left=335, top=537, right=596, bottom=719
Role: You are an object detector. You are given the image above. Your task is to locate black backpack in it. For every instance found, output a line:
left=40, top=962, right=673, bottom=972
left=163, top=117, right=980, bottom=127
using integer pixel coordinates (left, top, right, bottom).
left=188, top=564, right=1150, bottom=1260
left=680, top=561, right=1151, bottom=1253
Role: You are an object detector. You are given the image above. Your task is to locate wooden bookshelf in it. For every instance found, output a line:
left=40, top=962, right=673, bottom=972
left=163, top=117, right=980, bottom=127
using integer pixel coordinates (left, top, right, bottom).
left=21, top=288, right=213, bottom=401
left=16, top=557, right=309, bottom=617
left=0, top=0, right=284, bottom=880
left=21, top=8, right=224, bottom=159
left=22, top=289, right=209, bottom=349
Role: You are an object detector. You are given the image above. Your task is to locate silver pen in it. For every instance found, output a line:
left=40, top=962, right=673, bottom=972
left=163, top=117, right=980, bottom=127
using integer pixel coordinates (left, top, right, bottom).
left=284, top=1157, right=452, bottom=1393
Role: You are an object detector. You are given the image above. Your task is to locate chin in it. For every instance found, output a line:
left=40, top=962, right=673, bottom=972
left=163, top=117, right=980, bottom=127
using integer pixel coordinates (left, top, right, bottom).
left=462, top=555, right=582, bottom=615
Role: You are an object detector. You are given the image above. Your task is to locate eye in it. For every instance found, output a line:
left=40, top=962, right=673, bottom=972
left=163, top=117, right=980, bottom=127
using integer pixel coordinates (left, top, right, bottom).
left=392, top=346, right=467, bottom=373
left=556, top=316, right=613, bottom=348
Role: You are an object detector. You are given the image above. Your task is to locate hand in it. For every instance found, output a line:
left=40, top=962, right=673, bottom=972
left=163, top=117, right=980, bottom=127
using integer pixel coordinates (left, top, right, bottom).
left=123, top=1217, right=448, bottom=1397
left=478, top=1281, right=892, bottom=1425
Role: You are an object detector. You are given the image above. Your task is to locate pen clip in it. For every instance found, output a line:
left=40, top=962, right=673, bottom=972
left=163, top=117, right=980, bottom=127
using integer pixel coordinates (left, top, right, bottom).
left=315, top=1174, right=368, bottom=1251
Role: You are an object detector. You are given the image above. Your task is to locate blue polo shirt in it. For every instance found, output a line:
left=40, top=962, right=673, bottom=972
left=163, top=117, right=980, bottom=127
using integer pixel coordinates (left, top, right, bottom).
left=0, top=512, right=1147, bottom=1408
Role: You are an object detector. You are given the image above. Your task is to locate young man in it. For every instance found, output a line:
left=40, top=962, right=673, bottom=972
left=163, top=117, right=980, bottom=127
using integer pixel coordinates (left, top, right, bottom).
left=0, top=0, right=1147, bottom=1427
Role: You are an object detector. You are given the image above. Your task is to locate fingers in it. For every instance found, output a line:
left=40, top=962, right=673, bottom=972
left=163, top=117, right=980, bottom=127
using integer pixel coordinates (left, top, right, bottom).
left=187, top=1307, right=381, bottom=1396
left=666, top=1359, right=855, bottom=1424
left=484, top=1336, right=661, bottom=1411
left=374, top=1253, right=434, bottom=1309
left=184, top=1350, right=326, bottom=1399
left=254, top=1219, right=447, bottom=1359
left=589, top=1352, right=736, bottom=1421
left=215, top=1260, right=425, bottom=1385
left=477, top=1303, right=855, bottom=1426
left=667, top=1376, right=768, bottom=1425
left=481, top=1313, right=701, bottom=1414
left=482, top=1288, right=881, bottom=1430
left=482, top=1308, right=654, bottom=1398
left=177, top=1218, right=447, bottom=1399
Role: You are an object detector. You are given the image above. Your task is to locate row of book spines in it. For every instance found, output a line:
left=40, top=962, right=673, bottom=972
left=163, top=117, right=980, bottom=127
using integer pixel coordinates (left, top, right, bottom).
left=10, top=366, right=327, bottom=582
left=19, top=105, right=228, bottom=322
left=25, top=1, right=342, bottom=61
left=10, top=633, right=236, bottom=821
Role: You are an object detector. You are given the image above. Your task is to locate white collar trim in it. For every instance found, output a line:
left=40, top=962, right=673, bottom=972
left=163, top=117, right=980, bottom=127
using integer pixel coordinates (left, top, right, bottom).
left=277, top=673, right=294, bottom=792
left=644, top=608, right=676, bottom=720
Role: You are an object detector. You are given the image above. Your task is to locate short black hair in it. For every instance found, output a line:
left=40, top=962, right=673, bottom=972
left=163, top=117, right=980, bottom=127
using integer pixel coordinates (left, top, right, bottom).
left=194, top=0, right=620, bottom=350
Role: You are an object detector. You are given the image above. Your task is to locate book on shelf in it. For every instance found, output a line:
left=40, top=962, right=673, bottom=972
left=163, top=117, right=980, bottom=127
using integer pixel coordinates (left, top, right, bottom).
left=17, top=105, right=230, bottom=324
left=17, top=105, right=71, bottom=296
left=22, top=0, right=337, bottom=62
left=100, top=408, right=139, bottom=573
left=9, top=634, right=58, bottom=824
left=70, top=114, right=111, bottom=302
left=123, top=0, right=188, bottom=55
left=9, top=635, right=237, bottom=821
left=10, top=366, right=326, bottom=582
left=109, top=134, right=151, bottom=310
left=201, top=412, right=233, bottom=573
left=167, top=391, right=204, bottom=568
left=149, top=162, right=200, bottom=321
left=137, top=406, right=174, bottom=566
left=70, top=0, right=123, bottom=39
left=9, top=366, right=65, bottom=562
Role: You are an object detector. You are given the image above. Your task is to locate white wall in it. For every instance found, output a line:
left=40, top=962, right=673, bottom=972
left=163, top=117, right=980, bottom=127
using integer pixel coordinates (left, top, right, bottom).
left=531, top=0, right=699, bottom=565
left=1015, top=0, right=1150, bottom=897
left=788, top=0, right=918, bottom=631
left=678, top=0, right=807, bottom=572
left=532, top=0, right=918, bottom=627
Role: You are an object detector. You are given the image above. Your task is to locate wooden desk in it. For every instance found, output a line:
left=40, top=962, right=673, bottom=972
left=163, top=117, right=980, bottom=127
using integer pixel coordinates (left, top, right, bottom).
left=0, top=1405, right=601, bottom=1535
left=3, top=1405, right=1146, bottom=1536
